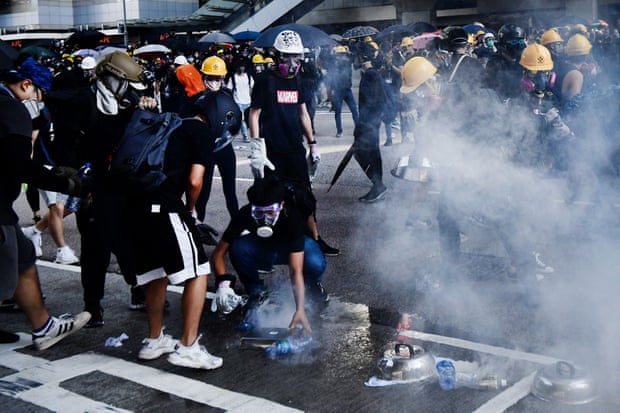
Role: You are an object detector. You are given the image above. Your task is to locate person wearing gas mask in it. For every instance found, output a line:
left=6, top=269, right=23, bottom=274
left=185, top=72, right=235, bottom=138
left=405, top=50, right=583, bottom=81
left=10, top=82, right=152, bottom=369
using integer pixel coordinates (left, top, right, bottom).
left=485, top=24, right=527, bottom=101
left=248, top=29, right=340, bottom=257
left=0, top=56, right=92, bottom=346
left=210, top=175, right=327, bottom=333
left=473, top=31, right=498, bottom=68
left=56, top=51, right=158, bottom=327
left=129, top=91, right=240, bottom=370
left=188, top=56, right=241, bottom=227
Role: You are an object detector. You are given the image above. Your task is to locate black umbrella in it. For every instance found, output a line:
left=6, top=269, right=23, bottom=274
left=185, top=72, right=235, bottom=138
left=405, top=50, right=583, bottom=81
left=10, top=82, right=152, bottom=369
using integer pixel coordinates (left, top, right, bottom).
left=233, top=30, right=261, bottom=42
left=374, top=24, right=415, bottom=43
left=20, top=45, right=57, bottom=59
left=0, top=39, right=18, bottom=70
left=327, top=144, right=355, bottom=193
left=409, top=21, right=437, bottom=35
left=198, top=32, right=236, bottom=45
left=342, top=26, right=379, bottom=40
left=253, top=23, right=336, bottom=49
left=66, top=30, right=107, bottom=48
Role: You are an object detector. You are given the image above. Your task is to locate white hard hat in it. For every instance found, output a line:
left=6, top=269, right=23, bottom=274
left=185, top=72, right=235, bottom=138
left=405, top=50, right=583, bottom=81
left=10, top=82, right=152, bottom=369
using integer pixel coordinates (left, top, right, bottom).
left=81, top=56, right=97, bottom=70
left=273, top=30, right=304, bottom=54
left=174, top=55, right=188, bottom=65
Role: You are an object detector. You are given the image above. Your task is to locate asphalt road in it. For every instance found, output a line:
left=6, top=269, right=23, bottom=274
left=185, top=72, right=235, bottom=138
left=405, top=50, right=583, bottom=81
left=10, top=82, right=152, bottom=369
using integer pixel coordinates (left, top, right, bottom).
left=2, top=107, right=620, bottom=412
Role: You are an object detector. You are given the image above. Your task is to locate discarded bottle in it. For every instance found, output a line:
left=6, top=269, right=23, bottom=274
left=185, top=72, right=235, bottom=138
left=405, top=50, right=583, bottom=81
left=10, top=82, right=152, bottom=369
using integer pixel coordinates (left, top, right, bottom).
left=265, top=335, right=313, bottom=359
left=456, top=373, right=508, bottom=390
left=436, top=359, right=457, bottom=390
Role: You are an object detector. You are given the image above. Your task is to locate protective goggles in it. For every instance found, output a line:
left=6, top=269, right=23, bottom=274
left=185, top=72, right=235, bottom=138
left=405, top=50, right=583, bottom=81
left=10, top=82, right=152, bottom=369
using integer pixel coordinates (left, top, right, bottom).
left=251, top=203, right=282, bottom=220
left=505, top=39, right=526, bottom=47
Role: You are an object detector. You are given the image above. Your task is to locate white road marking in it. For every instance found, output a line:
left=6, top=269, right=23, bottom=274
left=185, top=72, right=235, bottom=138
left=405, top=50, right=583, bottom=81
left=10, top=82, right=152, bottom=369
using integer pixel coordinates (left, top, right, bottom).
left=36, top=259, right=81, bottom=273
left=0, top=337, right=301, bottom=412
left=473, top=372, right=536, bottom=413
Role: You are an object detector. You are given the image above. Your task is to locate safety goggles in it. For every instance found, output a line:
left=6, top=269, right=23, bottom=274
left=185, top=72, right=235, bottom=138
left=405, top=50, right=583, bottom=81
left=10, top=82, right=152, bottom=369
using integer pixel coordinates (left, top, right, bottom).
left=251, top=203, right=282, bottom=220
left=506, top=39, right=526, bottom=47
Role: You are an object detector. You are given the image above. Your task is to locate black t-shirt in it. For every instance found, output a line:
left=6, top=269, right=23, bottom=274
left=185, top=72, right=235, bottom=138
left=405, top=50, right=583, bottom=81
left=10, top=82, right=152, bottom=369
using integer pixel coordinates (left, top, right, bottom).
left=222, top=203, right=305, bottom=253
left=251, top=70, right=309, bottom=155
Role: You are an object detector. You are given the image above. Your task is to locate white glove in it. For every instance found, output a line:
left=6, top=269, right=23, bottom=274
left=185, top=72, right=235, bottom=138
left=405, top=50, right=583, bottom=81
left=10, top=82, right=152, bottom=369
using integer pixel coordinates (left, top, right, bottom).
left=210, top=281, right=246, bottom=314
left=248, top=137, right=275, bottom=179
left=309, top=142, right=321, bottom=163
left=137, top=96, right=158, bottom=111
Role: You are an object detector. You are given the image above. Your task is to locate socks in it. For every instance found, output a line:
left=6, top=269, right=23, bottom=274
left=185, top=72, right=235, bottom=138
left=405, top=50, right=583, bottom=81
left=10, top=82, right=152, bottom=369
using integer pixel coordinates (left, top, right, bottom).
left=32, top=316, right=53, bottom=337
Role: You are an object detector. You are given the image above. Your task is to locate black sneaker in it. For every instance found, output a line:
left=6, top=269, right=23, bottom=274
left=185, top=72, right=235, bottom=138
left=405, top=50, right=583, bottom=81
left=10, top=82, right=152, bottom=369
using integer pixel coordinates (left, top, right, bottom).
left=129, top=285, right=147, bottom=311
left=238, top=290, right=269, bottom=331
left=0, top=299, right=19, bottom=312
left=85, top=306, right=104, bottom=328
left=359, top=184, right=388, bottom=203
left=0, top=329, right=20, bottom=343
left=317, top=237, right=340, bottom=257
left=306, top=282, right=330, bottom=304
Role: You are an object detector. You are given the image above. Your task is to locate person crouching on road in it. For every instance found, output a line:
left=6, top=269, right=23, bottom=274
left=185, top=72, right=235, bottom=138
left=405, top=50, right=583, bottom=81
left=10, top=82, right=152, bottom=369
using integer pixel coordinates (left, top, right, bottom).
left=210, top=175, right=328, bottom=333
left=130, top=90, right=241, bottom=370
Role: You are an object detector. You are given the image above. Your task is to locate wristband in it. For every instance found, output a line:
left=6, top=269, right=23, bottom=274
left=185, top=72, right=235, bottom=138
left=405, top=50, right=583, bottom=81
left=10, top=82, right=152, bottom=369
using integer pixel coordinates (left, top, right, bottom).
left=308, top=140, right=317, bottom=145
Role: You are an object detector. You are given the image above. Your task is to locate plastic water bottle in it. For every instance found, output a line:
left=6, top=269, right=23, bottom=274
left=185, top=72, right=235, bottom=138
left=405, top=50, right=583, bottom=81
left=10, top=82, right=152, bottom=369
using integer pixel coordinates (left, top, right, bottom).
left=456, top=373, right=508, bottom=390
left=265, top=336, right=313, bottom=359
left=436, top=359, right=457, bottom=390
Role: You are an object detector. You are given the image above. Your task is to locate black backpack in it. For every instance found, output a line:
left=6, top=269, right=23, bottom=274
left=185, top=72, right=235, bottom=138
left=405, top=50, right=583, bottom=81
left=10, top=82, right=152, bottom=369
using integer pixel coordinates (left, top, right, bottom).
left=110, top=109, right=183, bottom=192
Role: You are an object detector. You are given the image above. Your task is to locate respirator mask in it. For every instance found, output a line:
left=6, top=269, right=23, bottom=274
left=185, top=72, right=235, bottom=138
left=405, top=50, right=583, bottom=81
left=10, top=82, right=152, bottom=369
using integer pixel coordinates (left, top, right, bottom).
left=521, top=70, right=556, bottom=95
left=251, top=203, right=282, bottom=238
left=277, top=54, right=301, bottom=78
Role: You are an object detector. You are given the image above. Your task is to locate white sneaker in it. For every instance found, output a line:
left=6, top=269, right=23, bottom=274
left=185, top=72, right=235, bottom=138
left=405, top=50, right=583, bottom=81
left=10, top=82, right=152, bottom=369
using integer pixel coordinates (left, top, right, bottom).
left=139, top=328, right=178, bottom=360
left=22, top=225, right=42, bottom=257
left=55, top=246, right=79, bottom=265
left=533, top=251, right=554, bottom=274
left=33, top=311, right=91, bottom=350
left=167, top=334, right=223, bottom=370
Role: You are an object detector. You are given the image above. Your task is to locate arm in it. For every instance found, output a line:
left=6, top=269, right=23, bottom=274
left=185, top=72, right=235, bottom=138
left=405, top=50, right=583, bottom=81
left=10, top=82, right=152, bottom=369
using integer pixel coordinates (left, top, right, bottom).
left=210, top=239, right=231, bottom=276
left=186, top=163, right=205, bottom=213
left=288, top=251, right=312, bottom=333
left=249, top=107, right=261, bottom=138
left=562, top=70, right=584, bottom=100
left=299, top=103, right=315, bottom=144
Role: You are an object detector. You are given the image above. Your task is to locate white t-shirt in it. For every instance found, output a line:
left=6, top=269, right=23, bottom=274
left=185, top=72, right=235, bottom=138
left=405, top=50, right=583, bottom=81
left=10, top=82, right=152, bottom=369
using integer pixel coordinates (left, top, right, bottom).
left=226, top=72, right=254, bottom=105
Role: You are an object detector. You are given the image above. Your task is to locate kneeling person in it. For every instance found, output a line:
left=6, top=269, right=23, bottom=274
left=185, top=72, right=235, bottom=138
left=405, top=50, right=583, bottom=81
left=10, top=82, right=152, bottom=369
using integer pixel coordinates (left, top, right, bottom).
left=211, top=176, right=328, bottom=333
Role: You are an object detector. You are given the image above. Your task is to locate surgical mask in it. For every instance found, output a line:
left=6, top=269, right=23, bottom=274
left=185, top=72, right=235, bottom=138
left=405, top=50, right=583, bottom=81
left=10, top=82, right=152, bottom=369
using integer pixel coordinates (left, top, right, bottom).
left=238, top=66, right=246, bottom=73
left=251, top=203, right=282, bottom=238
left=205, top=79, right=222, bottom=91
left=277, top=54, right=301, bottom=78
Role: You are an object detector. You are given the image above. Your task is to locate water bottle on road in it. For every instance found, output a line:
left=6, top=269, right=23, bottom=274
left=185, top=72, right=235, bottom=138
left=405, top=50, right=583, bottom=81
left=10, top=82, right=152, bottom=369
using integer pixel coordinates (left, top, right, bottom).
left=265, top=335, right=313, bottom=359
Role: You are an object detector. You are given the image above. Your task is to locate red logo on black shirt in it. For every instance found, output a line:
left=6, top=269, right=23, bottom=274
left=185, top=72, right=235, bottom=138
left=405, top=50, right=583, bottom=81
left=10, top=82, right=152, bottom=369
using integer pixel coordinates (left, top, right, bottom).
left=276, top=90, right=299, bottom=104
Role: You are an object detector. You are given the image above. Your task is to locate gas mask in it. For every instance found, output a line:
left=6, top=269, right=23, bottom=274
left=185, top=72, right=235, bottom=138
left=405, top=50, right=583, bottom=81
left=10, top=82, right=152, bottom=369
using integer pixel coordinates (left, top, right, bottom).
left=521, top=71, right=556, bottom=96
left=277, top=54, right=301, bottom=78
left=100, top=74, right=129, bottom=100
left=251, top=203, right=282, bottom=238
left=21, top=85, right=44, bottom=119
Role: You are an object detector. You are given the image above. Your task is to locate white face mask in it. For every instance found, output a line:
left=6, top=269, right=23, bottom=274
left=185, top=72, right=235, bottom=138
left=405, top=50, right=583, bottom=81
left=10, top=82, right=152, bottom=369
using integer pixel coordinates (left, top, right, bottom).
left=206, top=79, right=222, bottom=91
left=21, top=85, right=44, bottom=119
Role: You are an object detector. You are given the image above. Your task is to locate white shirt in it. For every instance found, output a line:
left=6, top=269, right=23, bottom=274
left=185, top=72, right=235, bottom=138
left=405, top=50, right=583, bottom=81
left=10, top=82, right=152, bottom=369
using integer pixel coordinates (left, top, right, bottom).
left=226, top=72, right=254, bottom=105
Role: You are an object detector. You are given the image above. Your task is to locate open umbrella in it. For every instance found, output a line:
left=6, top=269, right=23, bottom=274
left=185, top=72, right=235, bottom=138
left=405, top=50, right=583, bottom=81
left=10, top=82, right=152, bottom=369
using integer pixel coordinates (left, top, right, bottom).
left=412, top=33, right=442, bottom=49
left=233, top=30, right=261, bottom=42
left=0, top=39, right=18, bottom=70
left=253, top=23, right=336, bottom=49
left=20, top=45, right=57, bottom=59
left=66, top=30, right=106, bottom=48
left=133, top=44, right=171, bottom=59
left=97, top=46, right=126, bottom=56
left=198, top=32, right=236, bottom=45
left=72, top=48, right=99, bottom=58
left=342, top=26, right=379, bottom=40
left=374, top=24, right=415, bottom=43
left=409, top=21, right=437, bottom=35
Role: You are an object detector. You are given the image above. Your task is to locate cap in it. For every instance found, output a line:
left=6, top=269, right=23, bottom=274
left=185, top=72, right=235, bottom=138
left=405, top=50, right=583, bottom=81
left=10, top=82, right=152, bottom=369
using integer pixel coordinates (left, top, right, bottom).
left=7, top=57, right=53, bottom=92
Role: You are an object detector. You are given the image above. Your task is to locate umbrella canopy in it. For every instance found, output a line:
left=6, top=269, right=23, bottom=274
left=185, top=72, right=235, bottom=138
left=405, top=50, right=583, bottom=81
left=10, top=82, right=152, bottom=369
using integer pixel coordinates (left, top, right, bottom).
left=66, top=30, right=106, bottom=48
left=20, top=45, right=57, bottom=59
left=253, top=23, right=336, bottom=49
left=0, top=39, right=18, bottom=70
left=97, top=46, right=126, bottom=56
left=133, top=44, right=171, bottom=59
left=233, top=30, right=261, bottom=41
left=374, top=24, right=415, bottom=43
left=198, top=32, right=236, bottom=44
left=409, top=21, right=437, bottom=35
left=342, top=26, right=379, bottom=40
left=412, top=33, right=442, bottom=49
left=463, top=23, right=487, bottom=35
left=72, top=48, right=99, bottom=58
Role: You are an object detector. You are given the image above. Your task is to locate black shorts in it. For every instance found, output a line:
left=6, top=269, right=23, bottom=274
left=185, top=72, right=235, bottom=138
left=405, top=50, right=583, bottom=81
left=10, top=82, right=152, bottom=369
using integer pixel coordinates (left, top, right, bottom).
left=0, top=224, right=36, bottom=300
left=132, top=205, right=210, bottom=286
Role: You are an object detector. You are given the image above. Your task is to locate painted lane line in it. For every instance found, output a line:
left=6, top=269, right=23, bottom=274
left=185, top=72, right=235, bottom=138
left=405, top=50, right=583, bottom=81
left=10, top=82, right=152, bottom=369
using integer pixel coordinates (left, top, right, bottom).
left=399, top=330, right=561, bottom=365
left=36, top=259, right=81, bottom=273
left=473, top=372, right=536, bottom=413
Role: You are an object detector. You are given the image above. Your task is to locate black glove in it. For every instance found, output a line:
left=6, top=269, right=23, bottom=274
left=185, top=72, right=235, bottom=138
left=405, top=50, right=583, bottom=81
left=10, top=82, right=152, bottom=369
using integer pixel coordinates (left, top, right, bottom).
left=195, top=223, right=219, bottom=246
left=54, top=167, right=92, bottom=198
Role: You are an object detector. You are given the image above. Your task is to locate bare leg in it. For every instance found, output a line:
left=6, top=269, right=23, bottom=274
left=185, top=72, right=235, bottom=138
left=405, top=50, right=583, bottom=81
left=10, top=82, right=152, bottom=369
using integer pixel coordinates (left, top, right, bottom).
left=145, top=278, right=168, bottom=338
left=13, top=265, right=49, bottom=330
left=47, top=203, right=66, bottom=248
left=180, top=275, right=207, bottom=346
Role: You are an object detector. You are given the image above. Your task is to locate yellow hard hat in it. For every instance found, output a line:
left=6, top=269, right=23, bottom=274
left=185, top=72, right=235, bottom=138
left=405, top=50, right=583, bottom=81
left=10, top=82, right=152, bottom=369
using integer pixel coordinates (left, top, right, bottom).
left=400, top=56, right=437, bottom=94
left=565, top=33, right=592, bottom=56
left=333, top=45, right=348, bottom=54
left=363, top=36, right=373, bottom=43
left=251, top=54, right=264, bottom=64
left=200, top=55, right=227, bottom=76
left=401, top=36, right=414, bottom=47
left=519, top=43, right=554, bottom=71
left=369, top=41, right=379, bottom=50
left=573, top=24, right=588, bottom=35
left=541, top=29, right=563, bottom=45
left=264, top=57, right=274, bottom=64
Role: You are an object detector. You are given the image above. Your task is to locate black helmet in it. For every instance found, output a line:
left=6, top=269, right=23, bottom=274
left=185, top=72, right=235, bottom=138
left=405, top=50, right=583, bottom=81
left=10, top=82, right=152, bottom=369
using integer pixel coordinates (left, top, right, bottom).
left=497, top=24, right=526, bottom=59
left=448, top=27, right=468, bottom=50
left=193, top=89, right=242, bottom=152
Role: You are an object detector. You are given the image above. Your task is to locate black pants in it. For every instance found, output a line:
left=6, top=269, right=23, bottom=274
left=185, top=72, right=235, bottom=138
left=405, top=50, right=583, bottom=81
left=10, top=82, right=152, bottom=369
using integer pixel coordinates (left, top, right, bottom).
left=76, top=184, right=136, bottom=310
left=353, top=122, right=383, bottom=186
left=196, top=144, right=238, bottom=222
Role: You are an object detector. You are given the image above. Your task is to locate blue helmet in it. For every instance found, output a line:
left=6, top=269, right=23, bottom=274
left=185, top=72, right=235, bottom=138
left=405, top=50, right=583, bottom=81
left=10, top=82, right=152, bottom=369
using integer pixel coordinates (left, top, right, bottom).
left=8, top=57, right=53, bottom=92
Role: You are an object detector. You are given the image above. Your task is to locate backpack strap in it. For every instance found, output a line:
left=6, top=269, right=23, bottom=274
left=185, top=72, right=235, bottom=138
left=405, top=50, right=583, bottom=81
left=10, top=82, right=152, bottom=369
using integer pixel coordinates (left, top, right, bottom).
left=448, top=54, right=468, bottom=84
